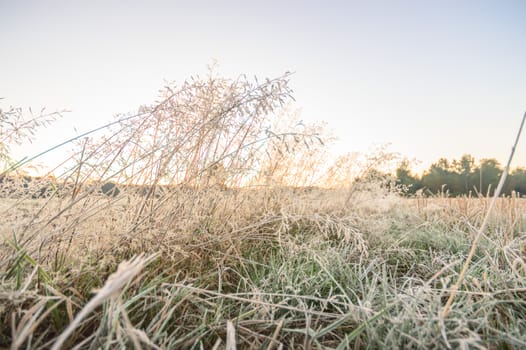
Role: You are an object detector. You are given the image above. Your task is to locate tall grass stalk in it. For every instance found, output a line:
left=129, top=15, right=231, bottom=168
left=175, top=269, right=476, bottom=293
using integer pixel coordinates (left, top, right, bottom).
left=442, top=111, right=526, bottom=319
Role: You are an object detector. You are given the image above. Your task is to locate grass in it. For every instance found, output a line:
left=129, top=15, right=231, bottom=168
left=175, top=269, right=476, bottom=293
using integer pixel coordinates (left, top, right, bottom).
left=1, top=190, right=526, bottom=349
left=1, top=72, right=525, bottom=349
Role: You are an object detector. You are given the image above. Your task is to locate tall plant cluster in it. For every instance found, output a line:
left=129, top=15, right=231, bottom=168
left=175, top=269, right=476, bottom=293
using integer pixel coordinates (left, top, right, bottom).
left=70, top=70, right=319, bottom=190
left=0, top=72, right=318, bottom=262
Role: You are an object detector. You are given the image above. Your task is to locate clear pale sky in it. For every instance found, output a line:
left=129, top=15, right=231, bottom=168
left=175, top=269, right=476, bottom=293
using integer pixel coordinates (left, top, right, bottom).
left=1, top=0, right=525, bottom=173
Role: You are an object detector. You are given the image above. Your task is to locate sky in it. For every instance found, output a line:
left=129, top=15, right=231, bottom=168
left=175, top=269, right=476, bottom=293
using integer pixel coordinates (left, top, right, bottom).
left=1, top=0, right=525, bottom=174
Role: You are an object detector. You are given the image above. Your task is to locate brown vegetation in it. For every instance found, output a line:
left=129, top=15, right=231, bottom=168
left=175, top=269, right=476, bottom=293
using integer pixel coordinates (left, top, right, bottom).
left=1, top=73, right=525, bottom=349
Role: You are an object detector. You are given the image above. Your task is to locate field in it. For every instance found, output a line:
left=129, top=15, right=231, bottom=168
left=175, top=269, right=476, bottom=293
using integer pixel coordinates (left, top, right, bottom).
left=2, top=73, right=526, bottom=349
left=2, top=186, right=526, bottom=349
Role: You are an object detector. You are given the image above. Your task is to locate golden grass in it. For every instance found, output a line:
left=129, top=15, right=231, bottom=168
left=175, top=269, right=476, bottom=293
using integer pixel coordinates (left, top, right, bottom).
left=2, top=73, right=525, bottom=348
left=1, top=187, right=526, bottom=349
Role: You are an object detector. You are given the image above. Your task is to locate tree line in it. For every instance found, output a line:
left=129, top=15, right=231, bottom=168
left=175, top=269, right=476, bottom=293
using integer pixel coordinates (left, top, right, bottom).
left=396, top=154, right=526, bottom=196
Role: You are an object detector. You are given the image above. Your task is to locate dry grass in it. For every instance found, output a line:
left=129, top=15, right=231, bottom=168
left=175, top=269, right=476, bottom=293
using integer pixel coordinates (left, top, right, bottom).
left=1, top=73, right=525, bottom=349
left=1, top=190, right=526, bottom=349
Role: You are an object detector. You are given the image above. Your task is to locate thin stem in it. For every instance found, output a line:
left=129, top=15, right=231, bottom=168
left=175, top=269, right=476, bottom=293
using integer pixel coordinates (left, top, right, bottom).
left=441, top=111, right=526, bottom=319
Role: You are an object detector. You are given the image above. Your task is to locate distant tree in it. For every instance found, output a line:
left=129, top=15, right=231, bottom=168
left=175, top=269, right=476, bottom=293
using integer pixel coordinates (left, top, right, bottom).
left=436, top=158, right=450, bottom=170
left=421, top=157, right=465, bottom=195
left=352, top=168, right=394, bottom=193
left=395, top=160, right=422, bottom=194
left=422, top=158, right=452, bottom=194
left=475, top=158, right=502, bottom=196
left=507, top=168, right=526, bottom=196
left=397, top=155, right=525, bottom=197
left=453, top=154, right=475, bottom=193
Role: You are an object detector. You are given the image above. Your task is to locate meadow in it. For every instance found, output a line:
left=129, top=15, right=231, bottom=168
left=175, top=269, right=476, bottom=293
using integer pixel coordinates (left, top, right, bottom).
left=2, top=188, right=526, bottom=349
left=1, top=73, right=526, bottom=349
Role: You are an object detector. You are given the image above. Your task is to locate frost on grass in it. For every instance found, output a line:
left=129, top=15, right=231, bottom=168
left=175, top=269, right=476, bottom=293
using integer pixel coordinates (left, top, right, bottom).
left=1, top=73, right=525, bottom=349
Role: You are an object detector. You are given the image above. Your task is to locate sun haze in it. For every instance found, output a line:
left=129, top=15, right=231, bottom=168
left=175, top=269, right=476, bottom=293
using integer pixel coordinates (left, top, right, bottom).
left=1, top=0, right=525, bottom=172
